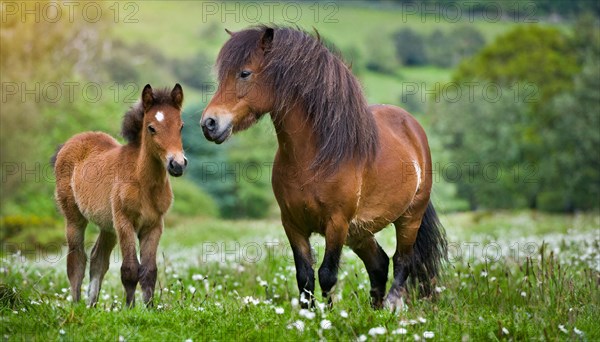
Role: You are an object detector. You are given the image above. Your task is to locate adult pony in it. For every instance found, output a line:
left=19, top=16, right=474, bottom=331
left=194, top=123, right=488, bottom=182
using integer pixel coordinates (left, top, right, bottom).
left=52, top=84, right=187, bottom=307
left=201, top=26, right=447, bottom=309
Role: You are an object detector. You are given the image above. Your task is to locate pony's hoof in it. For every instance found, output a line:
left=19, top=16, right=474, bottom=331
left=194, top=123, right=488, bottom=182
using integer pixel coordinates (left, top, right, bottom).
left=384, top=289, right=408, bottom=313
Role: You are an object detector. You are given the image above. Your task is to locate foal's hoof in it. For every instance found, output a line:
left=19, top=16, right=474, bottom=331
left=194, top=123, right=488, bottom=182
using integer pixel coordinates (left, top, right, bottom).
left=384, top=289, right=408, bottom=313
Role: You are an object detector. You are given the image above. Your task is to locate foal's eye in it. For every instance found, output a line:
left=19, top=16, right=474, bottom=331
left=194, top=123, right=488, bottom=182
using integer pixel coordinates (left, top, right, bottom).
left=148, top=125, right=156, bottom=134
left=239, top=70, right=252, bottom=79
left=180, top=124, right=184, bottom=132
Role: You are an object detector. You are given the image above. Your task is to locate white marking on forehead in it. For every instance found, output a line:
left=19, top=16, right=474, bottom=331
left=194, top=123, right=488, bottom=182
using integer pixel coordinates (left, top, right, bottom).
left=413, top=160, right=422, bottom=195
left=155, top=111, right=164, bottom=122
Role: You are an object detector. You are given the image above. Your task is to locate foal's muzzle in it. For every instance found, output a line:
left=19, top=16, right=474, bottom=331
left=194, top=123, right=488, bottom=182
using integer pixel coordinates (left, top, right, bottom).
left=167, top=156, right=187, bottom=177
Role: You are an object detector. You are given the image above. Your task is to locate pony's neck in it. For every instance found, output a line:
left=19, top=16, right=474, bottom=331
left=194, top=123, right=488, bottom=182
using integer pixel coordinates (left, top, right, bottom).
left=271, top=105, right=318, bottom=168
left=136, top=139, right=168, bottom=186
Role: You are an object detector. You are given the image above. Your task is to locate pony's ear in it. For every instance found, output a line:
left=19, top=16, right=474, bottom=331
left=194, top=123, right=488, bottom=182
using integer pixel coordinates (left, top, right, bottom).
left=142, top=84, right=154, bottom=112
left=171, top=83, right=184, bottom=109
left=225, top=28, right=233, bottom=36
left=260, top=27, right=274, bottom=53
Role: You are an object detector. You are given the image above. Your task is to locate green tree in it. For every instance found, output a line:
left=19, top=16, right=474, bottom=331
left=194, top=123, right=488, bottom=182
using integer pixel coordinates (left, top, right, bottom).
left=431, top=24, right=597, bottom=211
left=393, top=27, right=428, bottom=66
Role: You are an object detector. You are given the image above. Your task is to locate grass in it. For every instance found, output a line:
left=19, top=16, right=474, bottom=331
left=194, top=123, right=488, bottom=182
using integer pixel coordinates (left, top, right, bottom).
left=1, top=211, right=599, bottom=341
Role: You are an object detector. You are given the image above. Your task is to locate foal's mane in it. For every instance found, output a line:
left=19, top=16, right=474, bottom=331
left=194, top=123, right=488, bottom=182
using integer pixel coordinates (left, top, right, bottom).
left=121, top=88, right=179, bottom=145
left=217, top=25, right=379, bottom=173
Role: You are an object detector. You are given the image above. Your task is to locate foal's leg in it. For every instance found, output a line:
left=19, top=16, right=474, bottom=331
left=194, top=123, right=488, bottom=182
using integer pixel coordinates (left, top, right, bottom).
left=88, top=229, right=117, bottom=306
left=386, top=218, right=421, bottom=311
left=318, top=215, right=349, bottom=306
left=283, top=222, right=315, bottom=308
left=58, top=192, right=88, bottom=303
left=138, top=223, right=163, bottom=306
left=65, top=217, right=88, bottom=303
left=348, top=236, right=389, bottom=309
left=114, top=211, right=139, bottom=308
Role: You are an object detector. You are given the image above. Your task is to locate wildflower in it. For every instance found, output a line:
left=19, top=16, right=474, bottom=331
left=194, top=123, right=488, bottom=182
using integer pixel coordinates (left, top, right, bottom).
left=358, top=335, right=367, bottom=341
left=289, top=320, right=305, bottom=332
left=340, top=310, right=348, bottom=318
left=320, top=319, right=332, bottom=330
left=368, top=326, right=386, bottom=336
left=118, top=336, right=125, bottom=342
left=275, top=307, right=284, bottom=315
left=291, top=298, right=299, bottom=307
left=188, top=286, right=196, bottom=294
left=520, top=291, right=526, bottom=297
left=414, top=334, right=421, bottom=341
left=423, top=331, right=434, bottom=339
left=558, top=325, right=568, bottom=334
left=59, top=329, right=65, bottom=335
left=185, top=339, right=193, bottom=342
left=480, top=271, right=488, bottom=278
left=392, top=328, right=408, bottom=335
left=502, top=327, right=509, bottom=335
left=574, top=328, right=583, bottom=336
left=299, top=309, right=315, bottom=320
left=418, top=317, right=427, bottom=323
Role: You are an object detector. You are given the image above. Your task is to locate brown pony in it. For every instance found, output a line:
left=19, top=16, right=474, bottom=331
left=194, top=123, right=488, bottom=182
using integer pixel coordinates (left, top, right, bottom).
left=201, top=26, right=447, bottom=309
left=52, top=84, right=187, bottom=307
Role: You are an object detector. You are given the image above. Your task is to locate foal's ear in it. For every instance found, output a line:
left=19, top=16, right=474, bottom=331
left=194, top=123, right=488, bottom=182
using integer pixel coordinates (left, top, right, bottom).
left=260, top=27, right=274, bottom=52
left=171, top=83, right=184, bottom=109
left=142, top=84, right=154, bottom=112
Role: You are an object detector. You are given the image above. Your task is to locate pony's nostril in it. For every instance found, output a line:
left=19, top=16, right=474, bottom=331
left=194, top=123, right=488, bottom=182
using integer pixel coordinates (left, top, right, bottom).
left=168, top=159, right=176, bottom=170
left=205, top=117, right=216, bottom=131
left=183, top=157, right=188, bottom=167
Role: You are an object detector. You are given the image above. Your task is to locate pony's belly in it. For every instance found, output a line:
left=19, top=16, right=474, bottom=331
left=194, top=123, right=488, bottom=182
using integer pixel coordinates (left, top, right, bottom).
left=71, top=166, right=114, bottom=229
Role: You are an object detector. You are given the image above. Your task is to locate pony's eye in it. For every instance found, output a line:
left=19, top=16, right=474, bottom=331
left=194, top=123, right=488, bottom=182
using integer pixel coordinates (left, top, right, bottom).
left=240, top=70, right=252, bottom=79
left=180, top=124, right=184, bottom=132
left=148, top=125, right=156, bottom=134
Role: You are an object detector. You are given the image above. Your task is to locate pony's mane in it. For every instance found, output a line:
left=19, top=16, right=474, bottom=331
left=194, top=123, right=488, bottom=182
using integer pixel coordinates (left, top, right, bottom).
left=121, top=88, right=179, bottom=145
left=216, top=25, right=379, bottom=173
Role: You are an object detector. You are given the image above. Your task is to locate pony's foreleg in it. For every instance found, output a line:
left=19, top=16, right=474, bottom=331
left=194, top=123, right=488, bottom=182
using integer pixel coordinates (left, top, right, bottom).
left=318, top=215, right=349, bottom=307
left=283, top=222, right=315, bottom=308
left=138, top=223, right=163, bottom=307
left=88, top=230, right=117, bottom=306
left=114, top=212, right=139, bottom=308
left=348, top=236, right=389, bottom=309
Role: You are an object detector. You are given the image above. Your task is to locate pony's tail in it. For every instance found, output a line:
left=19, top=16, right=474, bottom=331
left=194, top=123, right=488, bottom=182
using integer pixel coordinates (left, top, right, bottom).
left=49, top=144, right=64, bottom=170
left=411, top=201, right=448, bottom=295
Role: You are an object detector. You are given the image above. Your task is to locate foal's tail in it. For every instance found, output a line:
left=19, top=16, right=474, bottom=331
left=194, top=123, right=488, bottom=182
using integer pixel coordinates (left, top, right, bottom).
left=412, top=201, right=448, bottom=292
left=49, top=144, right=64, bottom=169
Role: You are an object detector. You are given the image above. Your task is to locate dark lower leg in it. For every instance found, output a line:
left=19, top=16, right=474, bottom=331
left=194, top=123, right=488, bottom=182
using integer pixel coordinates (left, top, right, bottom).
left=139, top=226, right=162, bottom=306
left=351, top=239, right=389, bottom=309
left=318, top=219, right=348, bottom=306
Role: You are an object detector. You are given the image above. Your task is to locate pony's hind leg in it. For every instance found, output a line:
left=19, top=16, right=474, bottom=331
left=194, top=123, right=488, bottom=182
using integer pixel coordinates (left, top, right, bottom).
left=348, top=234, right=389, bottom=309
left=386, top=218, right=421, bottom=311
left=88, top=229, right=117, bottom=306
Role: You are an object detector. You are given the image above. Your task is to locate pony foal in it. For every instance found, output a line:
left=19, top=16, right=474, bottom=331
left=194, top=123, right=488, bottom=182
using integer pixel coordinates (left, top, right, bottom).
left=52, top=84, right=187, bottom=307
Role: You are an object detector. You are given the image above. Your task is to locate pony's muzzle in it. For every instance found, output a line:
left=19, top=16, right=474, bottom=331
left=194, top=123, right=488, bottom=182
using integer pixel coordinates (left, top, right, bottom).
left=200, top=113, right=233, bottom=144
left=167, top=156, right=187, bottom=177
